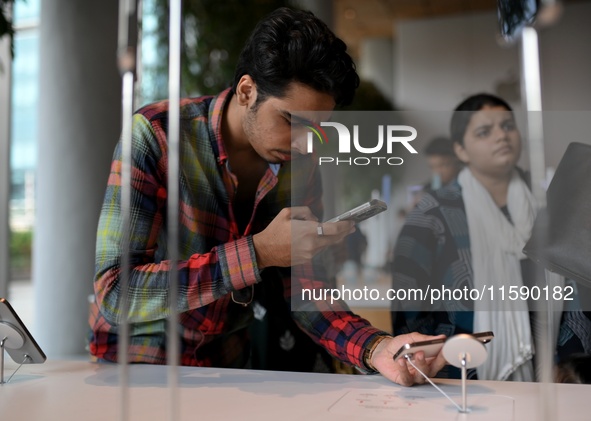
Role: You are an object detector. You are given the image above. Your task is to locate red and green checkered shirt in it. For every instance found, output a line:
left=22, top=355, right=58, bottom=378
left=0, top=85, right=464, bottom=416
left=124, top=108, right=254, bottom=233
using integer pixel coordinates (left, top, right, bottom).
left=89, top=88, right=385, bottom=370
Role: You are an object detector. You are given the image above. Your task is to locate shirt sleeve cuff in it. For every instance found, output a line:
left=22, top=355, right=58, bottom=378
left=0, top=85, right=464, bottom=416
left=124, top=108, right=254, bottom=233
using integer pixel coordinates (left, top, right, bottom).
left=350, top=328, right=393, bottom=374
left=218, top=236, right=262, bottom=292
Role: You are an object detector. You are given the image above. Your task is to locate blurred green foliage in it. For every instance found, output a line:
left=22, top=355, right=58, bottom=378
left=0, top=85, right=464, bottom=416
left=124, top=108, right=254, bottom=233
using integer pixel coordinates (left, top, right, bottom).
left=0, top=0, right=16, bottom=59
left=339, top=80, right=394, bottom=112
left=151, top=0, right=290, bottom=97
left=10, top=230, right=32, bottom=278
left=0, top=1, right=15, bottom=37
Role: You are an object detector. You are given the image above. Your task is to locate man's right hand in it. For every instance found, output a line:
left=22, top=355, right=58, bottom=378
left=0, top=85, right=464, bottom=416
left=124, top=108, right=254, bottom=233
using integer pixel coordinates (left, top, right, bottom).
left=252, top=206, right=355, bottom=269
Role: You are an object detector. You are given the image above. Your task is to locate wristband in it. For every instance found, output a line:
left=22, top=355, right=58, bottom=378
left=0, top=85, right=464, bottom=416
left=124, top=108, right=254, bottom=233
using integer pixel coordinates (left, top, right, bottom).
left=364, top=335, right=392, bottom=372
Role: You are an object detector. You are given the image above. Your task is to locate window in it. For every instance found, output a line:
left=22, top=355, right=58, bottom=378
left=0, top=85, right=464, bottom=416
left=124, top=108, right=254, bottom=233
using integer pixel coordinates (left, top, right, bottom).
left=10, top=0, right=39, bottom=236
left=4, top=0, right=40, bottom=322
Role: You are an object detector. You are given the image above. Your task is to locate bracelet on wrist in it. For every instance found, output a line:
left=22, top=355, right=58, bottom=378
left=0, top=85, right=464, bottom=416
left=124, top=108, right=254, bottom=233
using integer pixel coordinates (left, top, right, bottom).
left=364, top=335, right=392, bottom=372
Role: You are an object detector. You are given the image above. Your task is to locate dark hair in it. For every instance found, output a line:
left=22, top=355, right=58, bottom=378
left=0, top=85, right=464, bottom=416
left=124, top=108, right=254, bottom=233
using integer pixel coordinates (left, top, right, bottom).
left=424, top=136, right=455, bottom=157
left=554, top=354, right=591, bottom=384
left=232, top=7, right=359, bottom=107
left=450, top=93, right=513, bottom=145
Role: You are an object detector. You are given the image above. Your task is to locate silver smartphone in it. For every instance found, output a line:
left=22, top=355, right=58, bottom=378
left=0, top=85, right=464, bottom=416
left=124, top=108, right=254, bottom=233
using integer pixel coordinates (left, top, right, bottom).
left=0, top=298, right=46, bottom=364
left=393, top=331, right=494, bottom=361
left=326, top=199, right=387, bottom=223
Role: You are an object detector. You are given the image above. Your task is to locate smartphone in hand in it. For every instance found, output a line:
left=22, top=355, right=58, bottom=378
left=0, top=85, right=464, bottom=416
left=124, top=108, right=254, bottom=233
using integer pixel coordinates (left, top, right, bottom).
left=393, top=331, right=494, bottom=361
left=326, top=199, right=387, bottom=223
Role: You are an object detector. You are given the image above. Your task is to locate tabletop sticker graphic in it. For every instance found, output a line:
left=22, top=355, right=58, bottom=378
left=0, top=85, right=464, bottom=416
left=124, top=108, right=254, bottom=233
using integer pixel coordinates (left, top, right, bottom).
left=327, top=389, right=514, bottom=420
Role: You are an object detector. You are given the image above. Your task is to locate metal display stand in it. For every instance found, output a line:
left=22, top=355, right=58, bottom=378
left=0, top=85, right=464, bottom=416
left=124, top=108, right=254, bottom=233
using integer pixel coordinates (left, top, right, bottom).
left=0, top=298, right=45, bottom=385
left=442, top=334, right=489, bottom=413
left=0, top=322, right=28, bottom=384
left=405, top=333, right=490, bottom=414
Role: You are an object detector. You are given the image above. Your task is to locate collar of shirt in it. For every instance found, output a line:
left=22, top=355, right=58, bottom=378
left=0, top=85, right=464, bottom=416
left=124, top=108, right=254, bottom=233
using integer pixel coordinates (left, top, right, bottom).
left=209, top=87, right=281, bottom=178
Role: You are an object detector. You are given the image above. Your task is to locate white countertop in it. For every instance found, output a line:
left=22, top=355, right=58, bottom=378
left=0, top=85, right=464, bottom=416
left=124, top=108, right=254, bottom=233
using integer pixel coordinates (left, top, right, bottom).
left=0, top=359, right=588, bottom=421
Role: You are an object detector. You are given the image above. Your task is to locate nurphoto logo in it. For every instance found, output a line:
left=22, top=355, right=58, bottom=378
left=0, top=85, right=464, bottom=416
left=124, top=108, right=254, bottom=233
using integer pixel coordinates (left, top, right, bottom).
left=306, top=122, right=418, bottom=166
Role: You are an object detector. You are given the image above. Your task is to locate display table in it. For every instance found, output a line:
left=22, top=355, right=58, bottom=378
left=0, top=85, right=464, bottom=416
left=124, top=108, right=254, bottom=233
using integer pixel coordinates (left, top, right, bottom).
left=0, top=359, right=588, bottom=420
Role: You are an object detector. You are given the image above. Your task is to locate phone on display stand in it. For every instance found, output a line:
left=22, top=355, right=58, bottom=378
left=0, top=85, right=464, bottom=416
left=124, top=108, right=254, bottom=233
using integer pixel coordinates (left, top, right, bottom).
left=0, top=298, right=47, bottom=365
left=393, top=331, right=494, bottom=362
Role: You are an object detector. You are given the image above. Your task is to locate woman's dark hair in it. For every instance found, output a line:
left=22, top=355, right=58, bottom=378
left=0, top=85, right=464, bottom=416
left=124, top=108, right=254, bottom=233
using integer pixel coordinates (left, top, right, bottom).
left=554, top=354, right=591, bottom=384
left=450, top=93, right=513, bottom=145
left=232, top=7, right=359, bottom=107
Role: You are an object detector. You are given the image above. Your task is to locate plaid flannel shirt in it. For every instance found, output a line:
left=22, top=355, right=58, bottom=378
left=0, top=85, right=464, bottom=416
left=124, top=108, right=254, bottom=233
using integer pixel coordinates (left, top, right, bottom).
left=89, top=88, right=384, bottom=369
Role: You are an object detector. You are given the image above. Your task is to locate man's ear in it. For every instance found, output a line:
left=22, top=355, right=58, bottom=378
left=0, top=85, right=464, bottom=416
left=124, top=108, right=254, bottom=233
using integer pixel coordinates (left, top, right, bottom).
left=454, top=141, right=470, bottom=164
left=235, top=75, right=258, bottom=107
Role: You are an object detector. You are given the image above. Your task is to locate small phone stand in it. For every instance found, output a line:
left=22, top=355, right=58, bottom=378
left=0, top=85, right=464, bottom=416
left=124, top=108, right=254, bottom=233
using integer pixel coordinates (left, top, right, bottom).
left=0, top=298, right=46, bottom=384
left=442, top=333, right=488, bottom=413
left=0, top=322, right=27, bottom=384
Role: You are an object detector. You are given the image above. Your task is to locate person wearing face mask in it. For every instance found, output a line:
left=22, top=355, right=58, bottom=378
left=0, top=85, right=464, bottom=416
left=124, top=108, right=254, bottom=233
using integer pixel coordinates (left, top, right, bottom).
left=390, top=93, right=590, bottom=381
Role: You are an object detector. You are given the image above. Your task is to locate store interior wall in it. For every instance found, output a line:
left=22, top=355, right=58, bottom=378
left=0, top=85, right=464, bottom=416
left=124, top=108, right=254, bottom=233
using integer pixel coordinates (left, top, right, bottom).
left=380, top=2, right=591, bottom=213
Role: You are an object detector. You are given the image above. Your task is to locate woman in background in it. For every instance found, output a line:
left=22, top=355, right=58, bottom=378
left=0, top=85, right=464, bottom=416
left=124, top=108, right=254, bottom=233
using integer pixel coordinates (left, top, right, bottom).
left=390, top=93, right=590, bottom=381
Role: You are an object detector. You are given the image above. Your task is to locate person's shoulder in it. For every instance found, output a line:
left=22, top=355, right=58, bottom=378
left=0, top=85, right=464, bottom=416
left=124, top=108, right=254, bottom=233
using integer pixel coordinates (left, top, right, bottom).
left=410, top=181, right=463, bottom=216
left=432, top=180, right=462, bottom=203
left=135, top=95, right=216, bottom=123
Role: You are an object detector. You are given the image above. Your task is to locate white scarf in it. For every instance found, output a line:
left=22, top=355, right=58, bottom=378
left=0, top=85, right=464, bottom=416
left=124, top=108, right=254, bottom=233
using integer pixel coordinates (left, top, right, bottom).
left=459, top=167, right=539, bottom=381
